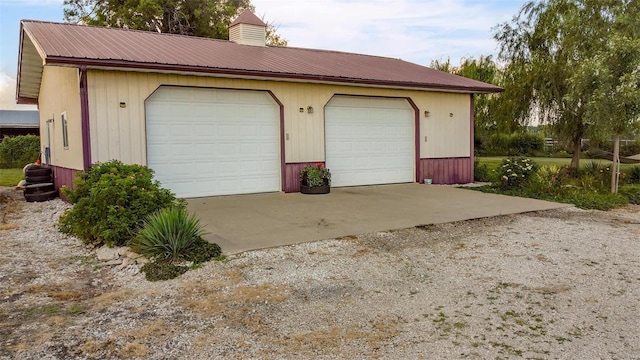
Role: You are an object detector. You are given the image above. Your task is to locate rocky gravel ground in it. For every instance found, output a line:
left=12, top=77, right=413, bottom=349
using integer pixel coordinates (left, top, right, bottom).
left=0, top=187, right=639, bottom=359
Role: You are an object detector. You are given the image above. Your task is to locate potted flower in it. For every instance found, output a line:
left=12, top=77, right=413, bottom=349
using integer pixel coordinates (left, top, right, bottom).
left=300, top=163, right=331, bottom=194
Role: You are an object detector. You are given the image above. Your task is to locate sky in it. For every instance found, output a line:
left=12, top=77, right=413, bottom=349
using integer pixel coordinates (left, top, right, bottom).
left=0, top=0, right=527, bottom=111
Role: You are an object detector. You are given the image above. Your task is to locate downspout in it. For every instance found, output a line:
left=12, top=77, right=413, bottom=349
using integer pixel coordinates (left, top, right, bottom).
left=79, top=65, right=91, bottom=170
left=470, top=94, right=475, bottom=182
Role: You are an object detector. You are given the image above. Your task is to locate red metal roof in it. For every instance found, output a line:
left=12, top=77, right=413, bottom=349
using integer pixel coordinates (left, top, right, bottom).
left=19, top=20, right=503, bottom=94
left=230, top=9, right=267, bottom=27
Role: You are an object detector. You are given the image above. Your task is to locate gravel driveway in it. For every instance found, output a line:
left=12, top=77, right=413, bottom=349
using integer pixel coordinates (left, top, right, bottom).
left=1, top=188, right=639, bottom=359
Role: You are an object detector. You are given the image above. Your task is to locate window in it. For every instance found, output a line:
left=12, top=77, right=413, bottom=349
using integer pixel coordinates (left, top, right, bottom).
left=61, top=112, right=69, bottom=149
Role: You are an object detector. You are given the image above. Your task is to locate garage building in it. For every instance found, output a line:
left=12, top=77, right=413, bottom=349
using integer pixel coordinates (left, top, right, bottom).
left=16, top=10, right=502, bottom=198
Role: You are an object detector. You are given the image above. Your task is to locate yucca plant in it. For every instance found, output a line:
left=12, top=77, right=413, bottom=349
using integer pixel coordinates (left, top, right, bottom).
left=583, top=161, right=603, bottom=177
left=132, top=207, right=207, bottom=262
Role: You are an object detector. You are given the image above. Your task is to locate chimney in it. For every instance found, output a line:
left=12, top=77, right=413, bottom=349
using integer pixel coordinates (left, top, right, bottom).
left=229, top=9, right=267, bottom=46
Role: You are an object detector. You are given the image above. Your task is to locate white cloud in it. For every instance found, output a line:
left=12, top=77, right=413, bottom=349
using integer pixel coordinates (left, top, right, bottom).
left=1, top=0, right=64, bottom=5
left=0, top=71, right=37, bottom=110
left=252, top=0, right=520, bottom=65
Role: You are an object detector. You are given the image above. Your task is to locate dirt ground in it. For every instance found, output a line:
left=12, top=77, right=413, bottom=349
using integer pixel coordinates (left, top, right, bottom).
left=1, top=188, right=639, bottom=359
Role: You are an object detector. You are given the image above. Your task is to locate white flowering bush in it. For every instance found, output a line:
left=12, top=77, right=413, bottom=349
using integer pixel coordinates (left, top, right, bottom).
left=496, top=157, right=539, bottom=189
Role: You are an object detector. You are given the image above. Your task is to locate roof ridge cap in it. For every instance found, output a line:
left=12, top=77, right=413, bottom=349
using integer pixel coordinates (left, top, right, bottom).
left=21, top=19, right=234, bottom=44
left=271, top=44, right=410, bottom=62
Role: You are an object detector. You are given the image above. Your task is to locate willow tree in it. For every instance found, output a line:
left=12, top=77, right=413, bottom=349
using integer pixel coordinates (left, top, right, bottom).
left=496, top=0, right=640, bottom=170
left=567, top=3, right=640, bottom=192
left=494, top=1, right=595, bottom=167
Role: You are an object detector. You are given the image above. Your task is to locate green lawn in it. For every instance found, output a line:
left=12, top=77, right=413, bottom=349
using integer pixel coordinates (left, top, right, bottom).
left=0, top=168, right=24, bottom=187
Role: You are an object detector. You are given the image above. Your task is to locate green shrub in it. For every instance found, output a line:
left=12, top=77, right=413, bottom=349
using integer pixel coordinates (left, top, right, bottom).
left=566, top=191, right=628, bottom=210
left=619, top=185, right=640, bottom=204
left=140, top=262, right=188, bottom=281
left=473, top=159, right=492, bottom=182
left=473, top=158, right=630, bottom=210
left=0, top=135, right=40, bottom=168
left=496, top=157, right=539, bottom=190
left=508, top=132, right=544, bottom=156
left=550, top=150, right=571, bottom=158
left=58, top=160, right=178, bottom=247
left=620, top=140, right=640, bottom=157
left=485, top=133, right=511, bottom=156
left=627, top=166, right=640, bottom=184
left=130, top=207, right=206, bottom=262
left=480, top=132, right=545, bottom=156
left=588, top=140, right=640, bottom=157
left=583, top=161, right=602, bottom=176
left=532, top=165, right=564, bottom=194
left=184, top=238, right=222, bottom=264
left=581, top=161, right=611, bottom=191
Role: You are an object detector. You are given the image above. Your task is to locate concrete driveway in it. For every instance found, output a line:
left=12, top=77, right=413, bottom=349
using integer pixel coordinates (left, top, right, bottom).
left=187, top=184, right=570, bottom=254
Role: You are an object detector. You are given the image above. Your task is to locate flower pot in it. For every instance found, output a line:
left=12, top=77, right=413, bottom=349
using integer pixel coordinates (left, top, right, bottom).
left=300, top=179, right=330, bottom=194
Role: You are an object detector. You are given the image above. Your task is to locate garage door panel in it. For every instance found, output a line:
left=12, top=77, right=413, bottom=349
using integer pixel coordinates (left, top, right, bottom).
left=194, top=143, right=215, bottom=153
left=240, top=143, right=259, bottom=155
left=326, top=96, right=414, bottom=187
left=260, top=144, right=278, bottom=155
left=147, top=87, right=280, bottom=197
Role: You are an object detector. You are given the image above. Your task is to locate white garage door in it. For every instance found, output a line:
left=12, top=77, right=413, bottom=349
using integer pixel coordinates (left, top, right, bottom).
left=146, top=87, right=280, bottom=198
left=325, top=96, right=414, bottom=187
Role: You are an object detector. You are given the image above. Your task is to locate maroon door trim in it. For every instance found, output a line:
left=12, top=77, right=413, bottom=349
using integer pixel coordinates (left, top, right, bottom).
left=404, top=98, right=420, bottom=183
left=265, top=90, right=286, bottom=192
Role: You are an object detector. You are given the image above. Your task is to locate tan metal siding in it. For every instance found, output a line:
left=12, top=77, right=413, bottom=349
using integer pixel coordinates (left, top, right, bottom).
left=420, top=93, right=471, bottom=158
left=87, top=70, right=470, bottom=165
left=39, top=66, right=83, bottom=170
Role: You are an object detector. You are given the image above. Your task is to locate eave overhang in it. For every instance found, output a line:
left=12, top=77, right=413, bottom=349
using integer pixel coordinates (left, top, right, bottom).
left=43, top=56, right=504, bottom=94
left=16, top=23, right=46, bottom=104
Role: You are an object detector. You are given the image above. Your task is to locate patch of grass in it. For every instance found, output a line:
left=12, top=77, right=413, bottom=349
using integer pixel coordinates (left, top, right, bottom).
left=619, top=184, right=640, bottom=204
left=24, top=304, right=62, bottom=318
left=471, top=184, right=628, bottom=210
left=567, top=191, right=628, bottom=210
left=0, top=168, right=23, bottom=186
left=67, top=305, right=87, bottom=315
left=478, top=157, right=571, bottom=174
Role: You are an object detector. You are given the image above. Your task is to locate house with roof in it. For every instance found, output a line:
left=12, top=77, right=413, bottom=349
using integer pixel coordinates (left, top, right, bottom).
left=16, top=9, right=502, bottom=198
left=0, top=110, right=39, bottom=139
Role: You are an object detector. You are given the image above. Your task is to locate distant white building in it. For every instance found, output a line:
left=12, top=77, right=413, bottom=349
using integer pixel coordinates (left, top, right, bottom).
left=0, top=110, right=40, bottom=139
